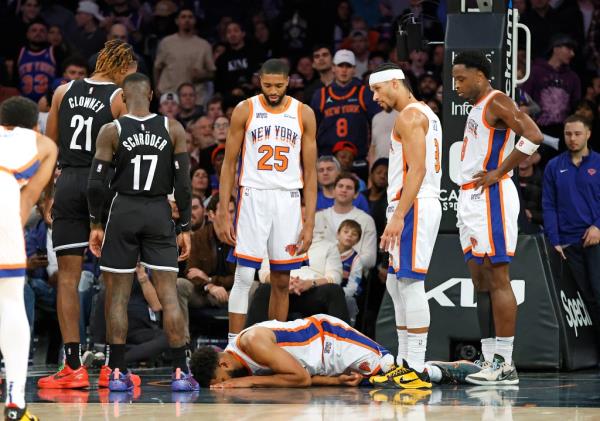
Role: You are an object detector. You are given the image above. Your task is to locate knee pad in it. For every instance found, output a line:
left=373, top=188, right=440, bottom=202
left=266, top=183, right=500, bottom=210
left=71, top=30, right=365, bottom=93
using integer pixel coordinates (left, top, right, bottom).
left=400, top=278, right=430, bottom=329
left=228, top=265, right=256, bottom=314
left=386, top=274, right=406, bottom=327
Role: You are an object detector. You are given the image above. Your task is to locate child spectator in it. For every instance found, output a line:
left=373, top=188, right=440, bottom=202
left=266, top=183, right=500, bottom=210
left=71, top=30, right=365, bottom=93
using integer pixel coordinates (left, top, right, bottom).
left=337, top=219, right=364, bottom=324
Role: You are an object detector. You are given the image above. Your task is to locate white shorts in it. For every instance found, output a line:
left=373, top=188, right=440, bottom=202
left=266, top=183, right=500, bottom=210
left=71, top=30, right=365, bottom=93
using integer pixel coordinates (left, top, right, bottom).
left=457, top=177, right=519, bottom=264
left=232, top=187, right=306, bottom=270
left=0, top=178, right=26, bottom=278
left=386, top=197, right=441, bottom=280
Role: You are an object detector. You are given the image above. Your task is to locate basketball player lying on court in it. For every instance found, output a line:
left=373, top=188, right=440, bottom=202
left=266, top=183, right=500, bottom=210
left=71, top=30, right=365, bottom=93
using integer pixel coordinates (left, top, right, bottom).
left=190, top=314, right=480, bottom=389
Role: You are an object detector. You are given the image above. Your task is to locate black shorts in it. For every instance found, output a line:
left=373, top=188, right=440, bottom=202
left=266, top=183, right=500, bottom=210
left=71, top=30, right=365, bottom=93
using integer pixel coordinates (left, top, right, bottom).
left=99, top=194, right=178, bottom=273
left=52, top=167, right=92, bottom=256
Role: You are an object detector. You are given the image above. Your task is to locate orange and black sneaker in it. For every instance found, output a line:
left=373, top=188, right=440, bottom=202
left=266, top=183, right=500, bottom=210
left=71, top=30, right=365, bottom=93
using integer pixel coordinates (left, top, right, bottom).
left=37, top=364, right=89, bottom=389
left=4, top=404, right=39, bottom=421
left=98, top=366, right=141, bottom=388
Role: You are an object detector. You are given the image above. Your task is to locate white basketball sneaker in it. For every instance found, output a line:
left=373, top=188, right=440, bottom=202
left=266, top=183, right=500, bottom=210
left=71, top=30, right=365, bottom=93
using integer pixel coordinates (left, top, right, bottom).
left=466, top=354, right=519, bottom=386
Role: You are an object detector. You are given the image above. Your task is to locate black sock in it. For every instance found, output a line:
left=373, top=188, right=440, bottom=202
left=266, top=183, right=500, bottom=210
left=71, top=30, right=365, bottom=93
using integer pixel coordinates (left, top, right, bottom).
left=108, top=344, right=127, bottom=373
left=171, top=346, right=188, bottom=372
left=476, top=292, right=496, bottom=338
left=64, top=343, right=81, bottom=369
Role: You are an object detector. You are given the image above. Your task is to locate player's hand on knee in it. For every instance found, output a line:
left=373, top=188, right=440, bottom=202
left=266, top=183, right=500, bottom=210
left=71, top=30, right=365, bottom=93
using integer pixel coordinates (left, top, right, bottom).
left=89, top=227, right=104, bottom=257
left=177, top=231, right=191, bottom=261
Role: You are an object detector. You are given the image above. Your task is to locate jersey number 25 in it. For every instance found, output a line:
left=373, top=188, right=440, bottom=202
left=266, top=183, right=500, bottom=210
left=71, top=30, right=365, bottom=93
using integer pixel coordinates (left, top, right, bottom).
left=257, top=145, right=289, bottom=172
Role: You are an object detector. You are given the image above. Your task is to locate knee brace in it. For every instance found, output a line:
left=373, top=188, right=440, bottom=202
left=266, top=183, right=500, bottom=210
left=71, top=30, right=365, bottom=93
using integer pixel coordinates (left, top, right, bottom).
left=228, top=265, right=256, bottom=314
left=386, top=274, right=406, bottom=327
left=400, top=278, right=430, bottom=330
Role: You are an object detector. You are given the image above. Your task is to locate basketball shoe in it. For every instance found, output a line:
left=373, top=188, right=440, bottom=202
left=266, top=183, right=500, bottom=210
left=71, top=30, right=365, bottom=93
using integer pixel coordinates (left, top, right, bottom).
left=427, top=360, right=482, bottom=384
left=98, top=366, right=141, bottom=388
left=465, top=354, right=519, bottom=385
left=4, top=404, right=38, bottom=421
left=369, top=362, right=412, bottom=387
left=391, top=360, right=432, bottom=389
left=171, top=368, right=200, bottom=392
left=37, top=364, right=89, bottom=389
left=108, top=368, right=137, bottom=392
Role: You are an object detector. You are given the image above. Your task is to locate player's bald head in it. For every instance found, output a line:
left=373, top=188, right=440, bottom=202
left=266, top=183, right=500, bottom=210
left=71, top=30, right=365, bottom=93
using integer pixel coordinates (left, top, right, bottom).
left=123, top=72, right=151, bottom=95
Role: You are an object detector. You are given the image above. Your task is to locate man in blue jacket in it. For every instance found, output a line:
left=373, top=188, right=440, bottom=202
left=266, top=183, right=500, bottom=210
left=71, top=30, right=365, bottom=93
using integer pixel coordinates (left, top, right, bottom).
left=542, top=114, right=600, bottom=340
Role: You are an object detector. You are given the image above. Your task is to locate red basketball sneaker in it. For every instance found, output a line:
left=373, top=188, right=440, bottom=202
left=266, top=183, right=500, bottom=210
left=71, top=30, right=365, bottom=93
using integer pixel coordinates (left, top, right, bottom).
left=98, top=366, right=141, bottom=388
left=37, top=365, right=89, bottom=389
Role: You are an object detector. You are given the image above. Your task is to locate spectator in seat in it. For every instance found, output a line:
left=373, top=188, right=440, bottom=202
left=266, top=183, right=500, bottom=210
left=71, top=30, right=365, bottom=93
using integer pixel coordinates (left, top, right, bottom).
left=314, top=173, right=377, bottom=271
left=206, top=96, right=225, bottom=122
left=332, top=140, right=367, bottom=191
left=542, top=114, right=600, bottom=340
left=16, top=19, right=57, bottom=103
left=310, top=49, right=380, bottom=161
left=51, top=55, right=88, bottom=91
left=192, top=116, right=217, bottom=172
left=523, top=34, right=581, bottom=143
left=248, top=236, right=349, bottom=325
left=191, top=168, right=211, bottom=205
left=337, top=219, right=364, bottom=325
left=154, top=8, right=215, bottom=104
left=519, top=152, right=544, bottom=227
left=191, top=195, right=206, bottom=231
left=316, top=155, right=370, bottom=212
left=158, top=92, right=180, bottom=120
left=362, top=158, right=389, bottom=239
left=178, top=195, right=236, bottom=345
left=177, top=82, right=204, bottom=128
left=72, top=1, right=107, bottom=60
left=303, top=45, right=334, bottom=107
left=214, top=21, right=259, bottom=96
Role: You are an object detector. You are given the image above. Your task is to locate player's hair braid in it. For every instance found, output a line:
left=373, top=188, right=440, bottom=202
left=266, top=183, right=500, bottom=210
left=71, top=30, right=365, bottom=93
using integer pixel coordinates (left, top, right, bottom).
left=94, top=39, right=136, bottom=77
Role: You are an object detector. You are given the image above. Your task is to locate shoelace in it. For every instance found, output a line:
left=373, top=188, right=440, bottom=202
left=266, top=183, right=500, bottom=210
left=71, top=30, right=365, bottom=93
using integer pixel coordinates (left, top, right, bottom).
left=385, top=365, right=411, bottom=378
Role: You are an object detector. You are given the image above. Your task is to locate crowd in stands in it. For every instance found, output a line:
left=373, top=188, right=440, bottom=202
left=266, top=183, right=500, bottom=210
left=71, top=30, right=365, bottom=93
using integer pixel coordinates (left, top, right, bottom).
left=1, top=0, right=599, bottom=364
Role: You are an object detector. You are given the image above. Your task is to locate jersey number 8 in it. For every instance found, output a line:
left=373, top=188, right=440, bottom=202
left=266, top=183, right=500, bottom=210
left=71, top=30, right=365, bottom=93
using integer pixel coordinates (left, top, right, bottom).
left=257, top=145, right=289, bottom=172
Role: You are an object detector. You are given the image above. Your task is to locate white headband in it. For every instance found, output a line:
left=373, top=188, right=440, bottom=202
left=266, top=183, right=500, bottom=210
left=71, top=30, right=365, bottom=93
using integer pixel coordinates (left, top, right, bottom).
left=369, top=69, right=405, bottom=86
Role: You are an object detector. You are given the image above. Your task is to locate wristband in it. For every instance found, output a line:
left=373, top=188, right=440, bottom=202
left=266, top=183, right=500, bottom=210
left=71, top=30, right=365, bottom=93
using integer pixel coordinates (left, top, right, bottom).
left=515, top=136, right=539, bottom=155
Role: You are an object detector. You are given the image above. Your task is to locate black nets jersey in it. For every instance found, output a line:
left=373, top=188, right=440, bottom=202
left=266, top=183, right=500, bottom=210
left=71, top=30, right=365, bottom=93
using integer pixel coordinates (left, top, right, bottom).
left=110, top=114, right=174, bottom=196
left=57, top=78, right=121, bottom=168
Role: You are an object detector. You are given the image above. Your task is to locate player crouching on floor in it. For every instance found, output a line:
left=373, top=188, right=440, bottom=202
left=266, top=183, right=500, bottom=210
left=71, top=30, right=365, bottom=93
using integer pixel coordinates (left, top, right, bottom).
left=190, top=314, right=480, bottom=388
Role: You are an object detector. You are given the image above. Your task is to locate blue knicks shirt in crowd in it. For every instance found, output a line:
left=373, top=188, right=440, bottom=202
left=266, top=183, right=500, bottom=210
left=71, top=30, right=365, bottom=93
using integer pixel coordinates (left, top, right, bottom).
left=311, top=78, right=380, bottom=160
left=316, top=190, right=370, bottom=213
left=542, top=150, right=600, bottom=246
left=17, top=46, right=56, bottom=102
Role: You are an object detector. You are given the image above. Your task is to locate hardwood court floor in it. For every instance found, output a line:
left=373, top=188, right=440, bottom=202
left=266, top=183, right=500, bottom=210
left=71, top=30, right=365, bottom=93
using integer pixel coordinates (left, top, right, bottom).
left=22, top=367, right=600, bottom=420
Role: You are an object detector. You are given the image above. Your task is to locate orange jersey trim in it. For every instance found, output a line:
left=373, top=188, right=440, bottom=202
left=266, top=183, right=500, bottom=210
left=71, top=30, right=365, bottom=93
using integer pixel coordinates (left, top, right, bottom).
left=258, top=95, right=292, bottom=114
left=328, top=86, right=357, bottom=101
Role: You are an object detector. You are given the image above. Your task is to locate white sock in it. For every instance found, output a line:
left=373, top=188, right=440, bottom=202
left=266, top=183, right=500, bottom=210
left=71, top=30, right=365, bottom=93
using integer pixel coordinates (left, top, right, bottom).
left=0, top=278, right=30, bottom=409
left=406, top=332, right=427, bottom=373
left=495, top=336, right=514, bottom=365
left=396, top=329, right=407, bottom=365
left=424, top=363, right=442, bottom=383
left=481, top=337, right=495, bottom=362
left=227, top=333, right=237, bottom=346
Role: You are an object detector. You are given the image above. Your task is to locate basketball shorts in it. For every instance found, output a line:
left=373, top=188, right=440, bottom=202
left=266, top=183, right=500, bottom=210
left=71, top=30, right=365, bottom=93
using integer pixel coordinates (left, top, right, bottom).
left=52, top=167, right=92, bottom=256
left=386, top=197, right=441, bottom=281
left=231, top=187, right=306, bottom=271
left=99, top=194, right=179, bottom=273
left=457, top=177, right=519, bottom=264
left=0, top=181, right=26, bottom=278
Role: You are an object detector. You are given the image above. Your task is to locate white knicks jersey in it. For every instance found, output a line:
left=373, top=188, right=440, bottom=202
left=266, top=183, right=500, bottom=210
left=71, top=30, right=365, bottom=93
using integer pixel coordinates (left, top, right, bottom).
left=0, top=126, right=39, bottom=274
left=239, top=95, right=304, bottom=190
left=458, top=89, right=516, bottom=186
left=387, top=102, right=442, bottom=203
